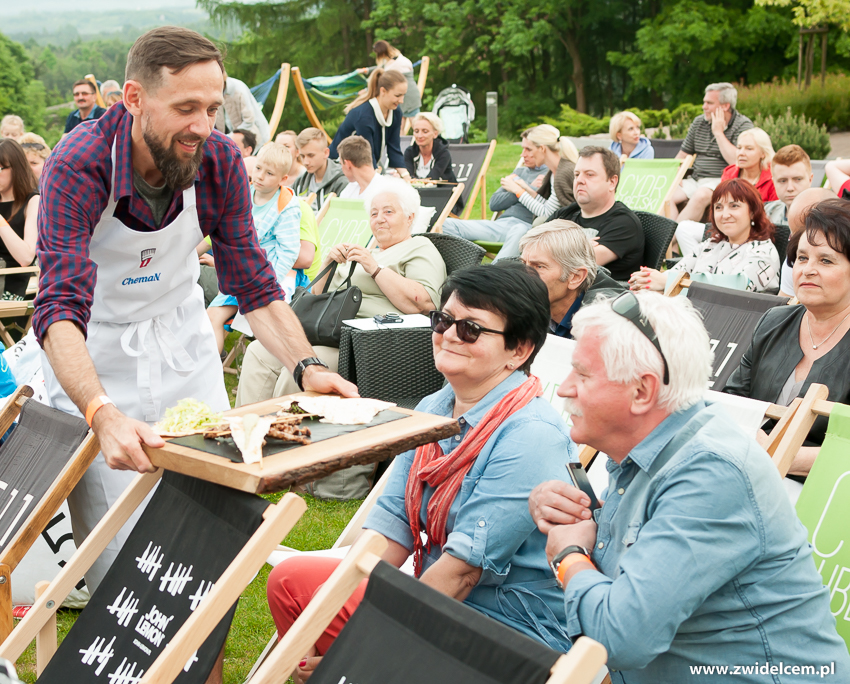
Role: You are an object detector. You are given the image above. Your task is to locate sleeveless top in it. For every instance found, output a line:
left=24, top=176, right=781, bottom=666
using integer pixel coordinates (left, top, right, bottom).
left=0, top=191, right=38, bottom=297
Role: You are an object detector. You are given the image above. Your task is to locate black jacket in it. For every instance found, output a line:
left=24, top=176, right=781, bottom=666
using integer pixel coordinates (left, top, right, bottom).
left=723, top=304, right=850, bottom=446
left=404, top=136, right=463, bottom=213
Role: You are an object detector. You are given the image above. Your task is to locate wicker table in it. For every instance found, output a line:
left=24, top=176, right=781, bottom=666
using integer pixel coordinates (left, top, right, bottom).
left=338, top=323, right=444, bottom=409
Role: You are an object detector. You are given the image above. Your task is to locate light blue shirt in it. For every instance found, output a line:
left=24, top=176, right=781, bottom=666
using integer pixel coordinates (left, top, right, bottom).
left=253, top=189, right=301, bottom=286
left=609, top=136, right=655, bottom=160
left=364, top=371, right=577, bottom=651
left=565, top=401, right=850, bottom=683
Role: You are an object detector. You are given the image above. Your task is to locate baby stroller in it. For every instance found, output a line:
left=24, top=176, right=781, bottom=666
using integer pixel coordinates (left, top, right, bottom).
left=432, top=85, right=475, bottom=143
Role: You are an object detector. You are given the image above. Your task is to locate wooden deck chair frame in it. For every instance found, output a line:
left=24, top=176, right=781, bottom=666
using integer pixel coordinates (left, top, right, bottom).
left=762, top=383, right=830, bottom=477
left=459, top=140, right=497, bottom=221
left=654, top=154, right=694, bottom=219
left=0, top=386, right=101, bottom=644
left=430, top=182, right=465, bottom=233
left=401, top=56, right=430, bottom=136
left=0, top=265, right=39, bottom=348
left=291, top=67, right=333, bottom=144
left=247, top=530, right=607, bottom=684
left=267, top=63, right=291, bottom=140
left=84, top=74, right=106, bottom=109
left=0, top=468, right=308, bottom=681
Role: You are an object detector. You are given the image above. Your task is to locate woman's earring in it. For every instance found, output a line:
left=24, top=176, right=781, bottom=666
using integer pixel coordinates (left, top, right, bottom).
left=751, top=220, right=754, bottom=226
left=508, top=363, right=514, bottom=369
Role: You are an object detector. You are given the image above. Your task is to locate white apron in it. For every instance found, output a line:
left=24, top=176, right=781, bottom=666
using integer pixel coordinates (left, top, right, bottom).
left=42, top=145, right=229, bottom=591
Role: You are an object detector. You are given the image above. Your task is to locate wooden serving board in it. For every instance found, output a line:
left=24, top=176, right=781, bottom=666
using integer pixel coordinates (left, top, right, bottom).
left=143, top=393, right=459, bottom=494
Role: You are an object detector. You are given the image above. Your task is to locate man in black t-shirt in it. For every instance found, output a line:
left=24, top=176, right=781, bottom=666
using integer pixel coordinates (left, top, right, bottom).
left=549, top=146, right=643, bottom=281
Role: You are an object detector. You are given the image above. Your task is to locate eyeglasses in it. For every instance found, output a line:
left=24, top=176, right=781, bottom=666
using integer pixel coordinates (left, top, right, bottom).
left=20, top=143, right=45, bottom=151
left=610, top=292, right=670, bottom=385
left=429, top=310, right=505, bottom=344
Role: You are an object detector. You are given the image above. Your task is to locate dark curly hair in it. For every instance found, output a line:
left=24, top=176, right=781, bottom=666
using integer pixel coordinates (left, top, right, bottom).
left=707, top=178, right=775, bottom=244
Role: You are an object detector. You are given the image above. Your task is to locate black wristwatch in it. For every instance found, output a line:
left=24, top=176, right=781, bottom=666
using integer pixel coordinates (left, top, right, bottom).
left=550, top=545, right=593, bottom=587
left=293, top=357, right=330, bottom=391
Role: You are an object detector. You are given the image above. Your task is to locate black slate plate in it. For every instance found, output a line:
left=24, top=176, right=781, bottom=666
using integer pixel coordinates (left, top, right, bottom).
left=167, top=409, right=408, bottom=463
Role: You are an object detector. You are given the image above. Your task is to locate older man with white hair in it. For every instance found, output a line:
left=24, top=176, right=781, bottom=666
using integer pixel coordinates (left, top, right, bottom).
left=529, top=291, right=850, bottom=682
left=670, top=82, right=753, bottom=222
left=520, top=220, right=625, bottom=338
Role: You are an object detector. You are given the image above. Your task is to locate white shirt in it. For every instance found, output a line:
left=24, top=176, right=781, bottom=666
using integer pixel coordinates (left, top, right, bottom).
left=339, top=173, right=392, bottom=200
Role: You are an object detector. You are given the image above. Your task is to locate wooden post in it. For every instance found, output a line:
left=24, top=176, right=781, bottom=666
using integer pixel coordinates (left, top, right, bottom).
left=291, top=67, right=332, bottom=144
left=0, top=564, right=11, bottom=644
left=35, top=581, right=56, bottom=676
left=267, top=63, right=291, bottom=140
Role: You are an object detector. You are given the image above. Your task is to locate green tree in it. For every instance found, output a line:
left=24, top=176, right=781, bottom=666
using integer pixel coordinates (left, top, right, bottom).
left=608, top=0, right=796, bottom=107
left=0, top=32, right=47, bottom=135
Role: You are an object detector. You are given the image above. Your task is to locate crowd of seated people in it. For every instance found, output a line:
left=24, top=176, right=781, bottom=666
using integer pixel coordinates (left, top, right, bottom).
left=6, top=60, right=850, bottom=683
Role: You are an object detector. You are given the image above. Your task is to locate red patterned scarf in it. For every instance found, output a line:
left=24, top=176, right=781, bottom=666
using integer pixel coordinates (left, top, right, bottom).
left=404, top=375, right=543, bottom=576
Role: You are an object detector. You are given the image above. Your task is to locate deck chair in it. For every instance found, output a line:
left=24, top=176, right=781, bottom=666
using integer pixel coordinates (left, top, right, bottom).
left=648, top=139, right=684, bottom=159
left=248, top=531, right=607, bottom=684
left=0, top=265, right=39, bottom=348
left=811, top=160, right=828, bottom=189
left=450, top=141, right=497, bottom=220
left=616, top=156, right=694, bottom=218
left=316, top=197, right=371, bottom=257
left=417, top=182, right=465, bottom=232
left=784, top=394, right=850, bottom=648
left=0, top=386, right=100, bottom=643
left=664, top=280, right=789, bottom=390
left=0, top=469, right=306, bottom=682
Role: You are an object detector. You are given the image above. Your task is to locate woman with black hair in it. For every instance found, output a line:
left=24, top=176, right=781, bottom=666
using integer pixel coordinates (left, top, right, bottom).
left=0, top=139, right=39, bottom=300
left=330, top=68, right=409, bottom=177
left=268, top=262, right=578, bottom=682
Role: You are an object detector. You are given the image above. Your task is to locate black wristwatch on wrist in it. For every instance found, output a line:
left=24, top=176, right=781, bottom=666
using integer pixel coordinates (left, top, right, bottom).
left=293, top=357, right=330, bottom=391
left=550, top=545, right=593, bottom=587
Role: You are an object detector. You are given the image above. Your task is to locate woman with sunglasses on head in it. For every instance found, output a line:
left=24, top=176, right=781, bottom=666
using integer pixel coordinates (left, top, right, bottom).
left=0, top=139, right=39, bottom=300
left=16, top=133, right=51, bottom=182
left=629, top=179, right=779, bottom=294
left=267, top=262, right=577, bottom=682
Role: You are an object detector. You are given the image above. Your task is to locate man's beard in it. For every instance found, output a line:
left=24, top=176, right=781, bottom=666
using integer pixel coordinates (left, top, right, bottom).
left=143, top=122, right=205, bottom=190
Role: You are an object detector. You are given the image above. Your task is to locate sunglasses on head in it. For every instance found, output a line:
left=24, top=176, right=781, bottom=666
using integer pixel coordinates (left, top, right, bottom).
left=610, top=292, right=670, bottom=385
left=20, top=142, right=45, bottom=151
left=429, top=310, right=505, bottom=344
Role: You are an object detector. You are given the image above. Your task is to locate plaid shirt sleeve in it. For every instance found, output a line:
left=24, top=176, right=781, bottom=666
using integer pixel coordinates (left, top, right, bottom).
left=202, top=135, right=283, bottom=314
left=32, top=139, right=111, bottom=345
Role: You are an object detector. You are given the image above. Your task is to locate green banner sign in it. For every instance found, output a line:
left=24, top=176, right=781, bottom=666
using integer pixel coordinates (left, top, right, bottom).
left=796, top=403, right=850, bottom=648
left=616, top=159, right=683, bottom=213
left=318, top=198, right=373, bottom=256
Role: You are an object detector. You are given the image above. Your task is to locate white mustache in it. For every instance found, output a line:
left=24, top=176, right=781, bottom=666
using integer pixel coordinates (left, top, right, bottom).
left=560, top=396, right=582, bottom=417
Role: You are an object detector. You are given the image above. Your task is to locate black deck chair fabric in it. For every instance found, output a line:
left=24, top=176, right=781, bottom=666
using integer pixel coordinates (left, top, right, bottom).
left=418, top=185, right=460, bottom=229
left=311, top=561, right=561, bottom=684
left=38, top=472, right=269, bottom=684
left=686, top=282, right=789, bottom=390
left=0, top=400, right=89, bottom=554
left=448, top=143, right=491, bottom=207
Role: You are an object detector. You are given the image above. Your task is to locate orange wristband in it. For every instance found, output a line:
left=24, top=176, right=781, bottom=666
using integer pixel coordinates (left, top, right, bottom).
left=557, top=553, right=594, bottom=587
left=85, top=395, right=114, bottom=427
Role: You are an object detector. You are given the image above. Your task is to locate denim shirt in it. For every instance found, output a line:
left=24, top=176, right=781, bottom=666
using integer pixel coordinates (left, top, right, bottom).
left=564, top=402, right=850, bottom=683
left=364, top=371, right=577, bottom=651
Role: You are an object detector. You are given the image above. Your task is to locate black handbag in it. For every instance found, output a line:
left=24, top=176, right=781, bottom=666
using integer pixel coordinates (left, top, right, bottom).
left=290, top=261, right=362, bottom=347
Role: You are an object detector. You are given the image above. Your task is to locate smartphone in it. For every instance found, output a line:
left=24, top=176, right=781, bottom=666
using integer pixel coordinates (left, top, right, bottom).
left=373, top=313, right=402, bottom=324
left=567, top=462, right=600, bottom=512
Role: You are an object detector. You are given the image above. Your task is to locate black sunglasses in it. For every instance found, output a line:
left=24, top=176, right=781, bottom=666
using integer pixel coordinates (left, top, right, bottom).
left=20, top=142, right=45, bottom=151
left=610, top=292, right=670, bottom=385
left=429, top=310, right=505, bottom=344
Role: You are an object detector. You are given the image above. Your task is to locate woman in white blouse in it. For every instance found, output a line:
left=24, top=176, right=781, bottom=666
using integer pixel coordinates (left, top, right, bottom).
left=499, top=124, right=578, bottom=222
left=629, top=178, right=780, bottom=293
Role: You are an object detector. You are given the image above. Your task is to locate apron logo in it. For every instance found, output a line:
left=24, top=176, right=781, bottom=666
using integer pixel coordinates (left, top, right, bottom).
left=140, top=248, right=156, bottom=268
left=122, top=273, right=161, bottom=285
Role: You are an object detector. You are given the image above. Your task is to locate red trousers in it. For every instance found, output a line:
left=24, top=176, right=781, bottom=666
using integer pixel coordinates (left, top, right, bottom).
left=266, top=556, right=369, bottom=655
